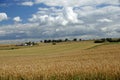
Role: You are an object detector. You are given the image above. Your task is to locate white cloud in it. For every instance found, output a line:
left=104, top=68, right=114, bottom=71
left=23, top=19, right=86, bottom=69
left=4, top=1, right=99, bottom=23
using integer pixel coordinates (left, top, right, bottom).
left=13, top=16, right=22, bottom=22
left=0, top=0, right=120, bottom=40
left=77, top=6, right=120, bottom=17
left=35, top=0, right=119, bottom=7
left=97, top=18, right=113, bottom=23
left=0, top=13, right=8, bottom=22
left=101, top=24, right=120, bottom=37
left=0, top=30, right=6, bottom=36
left=63, top=7, right=78, bottom=23
left=21, top=1, right=34, bottom=6
left=29, top=7, right=83, bottom=26
left=0, top=19, right=120, bottom=40
left=25, top=4, right=120, bottom=40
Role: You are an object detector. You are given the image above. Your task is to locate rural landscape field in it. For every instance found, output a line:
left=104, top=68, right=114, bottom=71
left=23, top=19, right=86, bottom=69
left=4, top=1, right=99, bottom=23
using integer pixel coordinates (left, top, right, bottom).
left=0, top=0, right=120, bottom=80
left=0, top=41, right=120, bottom=80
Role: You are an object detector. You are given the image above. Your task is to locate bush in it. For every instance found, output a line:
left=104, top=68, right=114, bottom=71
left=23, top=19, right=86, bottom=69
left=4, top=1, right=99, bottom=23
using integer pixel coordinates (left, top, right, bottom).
left=106, top=38, right=120, bottom=42
left=94, top=39, right=105, bottom=43
left=52, top=42, right=56, bottom=45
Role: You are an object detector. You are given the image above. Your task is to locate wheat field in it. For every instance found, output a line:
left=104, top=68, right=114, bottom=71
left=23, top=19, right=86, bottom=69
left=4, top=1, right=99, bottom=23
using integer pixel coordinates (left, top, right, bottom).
left=0, top=41, right=120, bottom=80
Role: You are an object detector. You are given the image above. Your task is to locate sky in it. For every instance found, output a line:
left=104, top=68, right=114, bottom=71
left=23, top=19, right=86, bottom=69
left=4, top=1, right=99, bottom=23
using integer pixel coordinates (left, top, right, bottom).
left=0, top=0, right=120, bottom=40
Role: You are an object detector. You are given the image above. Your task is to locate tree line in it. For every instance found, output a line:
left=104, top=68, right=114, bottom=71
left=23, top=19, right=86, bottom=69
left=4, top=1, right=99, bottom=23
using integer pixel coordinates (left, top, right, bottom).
left=41, top=38, right=82, bottom=43
left=16, top=38, right=82, bottom=46
left=94, top=38, right=120, bottom=43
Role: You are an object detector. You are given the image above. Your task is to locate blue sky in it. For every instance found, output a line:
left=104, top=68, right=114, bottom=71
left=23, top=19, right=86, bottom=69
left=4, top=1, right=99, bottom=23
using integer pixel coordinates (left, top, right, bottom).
left=0, top=1, right=49, bottom=24
left=0, top=0, right=120, bottom=40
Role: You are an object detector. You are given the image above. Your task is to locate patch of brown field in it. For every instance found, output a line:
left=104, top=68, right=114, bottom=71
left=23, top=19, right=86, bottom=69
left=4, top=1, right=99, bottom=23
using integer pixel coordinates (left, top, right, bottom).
left=0, top=42, right=120, bottom=80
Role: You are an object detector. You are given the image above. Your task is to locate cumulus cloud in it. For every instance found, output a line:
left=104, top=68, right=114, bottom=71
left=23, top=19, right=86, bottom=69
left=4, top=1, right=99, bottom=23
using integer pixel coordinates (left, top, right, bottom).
left=21, top=1, right=34, bottom=6
left=34, top=0, right=119, bottom=6
left=0, top=0, right=120, bottom=40
left=23, top=4, right=120, bottom=40
left=29, top=7, right=83, bottom=26
left=0, top=20, right=119, bottom=40
left=63, top=7, right=78, bottom=23
left=13, top=16, right=22, bottom=22
left=0, top=13, right=8, bottom=22
left=0, top=23, right=96, bottom=40
left=0, top=23, right=39, bottom=39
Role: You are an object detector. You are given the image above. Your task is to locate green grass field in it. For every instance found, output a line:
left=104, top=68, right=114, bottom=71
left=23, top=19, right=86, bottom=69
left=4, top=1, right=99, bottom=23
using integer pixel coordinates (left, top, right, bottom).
left=0, top=41, right=120, bottom=80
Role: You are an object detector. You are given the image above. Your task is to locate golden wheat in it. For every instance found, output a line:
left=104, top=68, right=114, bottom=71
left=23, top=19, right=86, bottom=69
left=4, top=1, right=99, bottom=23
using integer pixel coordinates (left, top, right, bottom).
left=0, top=41, right=120, bottom=80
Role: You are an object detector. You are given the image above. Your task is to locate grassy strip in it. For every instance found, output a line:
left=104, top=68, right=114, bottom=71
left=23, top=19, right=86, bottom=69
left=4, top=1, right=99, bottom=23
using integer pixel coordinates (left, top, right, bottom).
left=85, top=43, right=105, bottom=50
left=86, top=42, right=120, bottom=50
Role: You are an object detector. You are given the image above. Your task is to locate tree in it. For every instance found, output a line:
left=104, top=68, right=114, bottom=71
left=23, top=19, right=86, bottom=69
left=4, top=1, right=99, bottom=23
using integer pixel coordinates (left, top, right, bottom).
left=48, top=40, right=51, bottom=43
left=73, top=38, right=77, bottom=41
left=79, top=39, right=82, bottom=41
left=44, top=40, right=47, bottom=43
left=40, top=40, right=43, bottom=43
left=65, top=38, right=69, bottom=42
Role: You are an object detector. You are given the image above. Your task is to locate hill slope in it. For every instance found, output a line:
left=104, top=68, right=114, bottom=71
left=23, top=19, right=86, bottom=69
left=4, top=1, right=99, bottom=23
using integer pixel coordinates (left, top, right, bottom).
left=0, top=41, right=120, bottom=80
